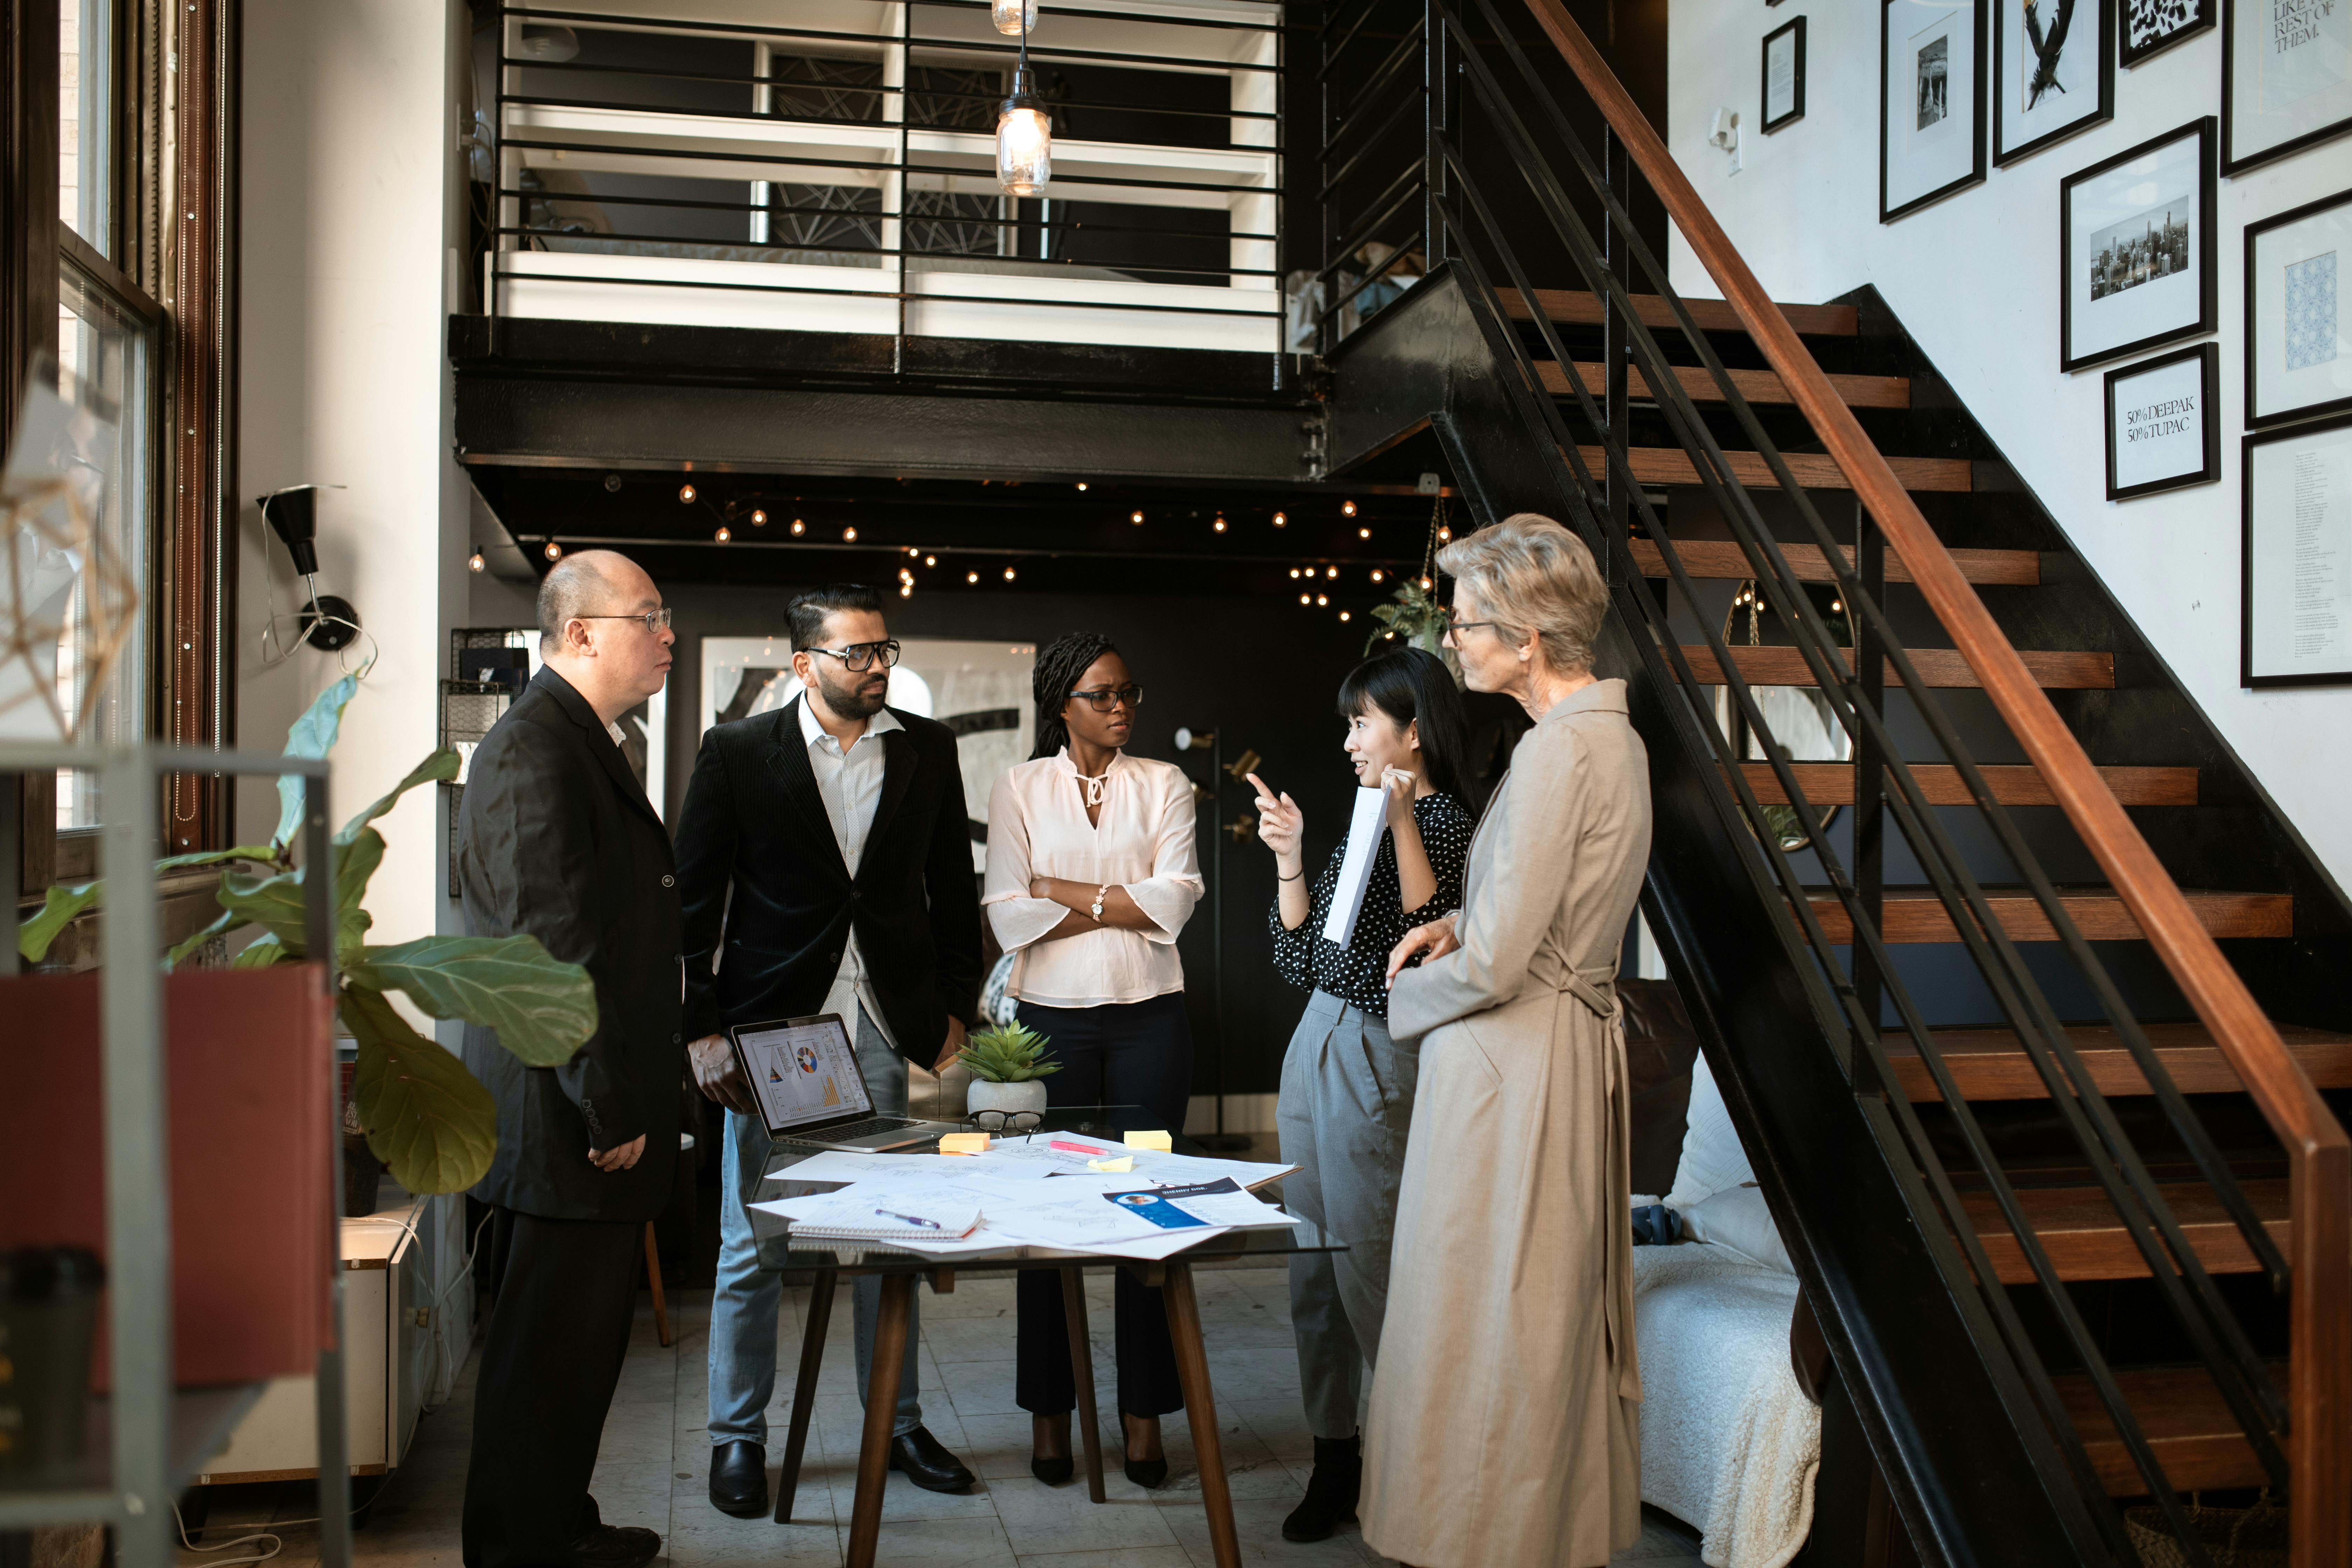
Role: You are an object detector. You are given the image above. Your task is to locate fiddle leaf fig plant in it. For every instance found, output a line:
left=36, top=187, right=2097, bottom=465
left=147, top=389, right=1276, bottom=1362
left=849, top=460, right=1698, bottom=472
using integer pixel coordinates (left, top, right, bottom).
left=16, top=674, right=598, bottom=1195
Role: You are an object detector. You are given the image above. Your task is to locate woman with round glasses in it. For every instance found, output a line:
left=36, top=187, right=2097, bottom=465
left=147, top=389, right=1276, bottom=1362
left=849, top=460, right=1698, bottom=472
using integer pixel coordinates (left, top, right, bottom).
left=982, top=632, right=1203, bottom=1490
left=1244, top=644, right=1474, bottom=1543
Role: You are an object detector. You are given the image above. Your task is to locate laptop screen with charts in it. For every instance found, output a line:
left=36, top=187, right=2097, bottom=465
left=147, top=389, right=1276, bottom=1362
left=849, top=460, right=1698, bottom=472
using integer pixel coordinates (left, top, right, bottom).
left=727, top=1013, right=964, bottom=1150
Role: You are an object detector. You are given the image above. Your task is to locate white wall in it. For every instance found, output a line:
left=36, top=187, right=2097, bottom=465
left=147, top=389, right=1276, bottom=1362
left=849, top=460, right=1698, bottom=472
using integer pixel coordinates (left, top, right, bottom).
left=1666, top=3, right=2352, bottom=890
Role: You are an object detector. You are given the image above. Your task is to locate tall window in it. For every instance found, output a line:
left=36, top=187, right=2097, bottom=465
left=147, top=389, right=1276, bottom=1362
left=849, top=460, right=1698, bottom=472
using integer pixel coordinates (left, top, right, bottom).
left=52, top=258, right=151, bottom=830
left=58, top=0, right=113, bottom=256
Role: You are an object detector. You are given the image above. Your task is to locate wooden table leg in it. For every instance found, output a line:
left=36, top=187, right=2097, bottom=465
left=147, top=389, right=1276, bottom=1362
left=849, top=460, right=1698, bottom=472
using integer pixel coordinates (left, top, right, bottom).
left=643, top=1222, right=671, bottom=1348
left=1162, top=1263, right=1240, bottom=1568
left=773, top=1268, right=836, bottom=1524
left=1060, top=1267, right=1107, bottom=1504
left=845, top=1273, right=916, bottom=1568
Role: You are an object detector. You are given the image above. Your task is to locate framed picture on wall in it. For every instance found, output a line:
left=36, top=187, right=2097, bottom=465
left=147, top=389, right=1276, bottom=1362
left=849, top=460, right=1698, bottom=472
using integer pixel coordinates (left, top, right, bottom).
left=2121, top=0, right=2215, bottom=67
left=1994, top=0, right=2114, bottom=164
left=2246, top=187, right=2352, bottom=429
left=2242, top=411, right=2352, bottom=686
left=2223, top=0, right=2352, bottom=173
left=2059, top=117, right=2215, bottom=372
left=2104, top=343, right=2219, bottom=498
left=1881, top=1, right=1987, bottom=222
left=1763, top=16, right=1807, bottom=133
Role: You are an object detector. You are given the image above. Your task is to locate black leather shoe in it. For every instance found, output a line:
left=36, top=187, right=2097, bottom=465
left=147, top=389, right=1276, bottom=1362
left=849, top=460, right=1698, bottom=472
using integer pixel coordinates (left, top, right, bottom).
left=563, top=1524, right=661, bottom=1568
left=888, top=1426, right=976, bottom=1493
left=1031, top=1453, right=1074, bottom=1485
left=708, top=1439, right=768, bottom=1518
left=1123, top=1456, right=1169, bottom=1489
left=1282, top=1433, right=1362, bottom=1542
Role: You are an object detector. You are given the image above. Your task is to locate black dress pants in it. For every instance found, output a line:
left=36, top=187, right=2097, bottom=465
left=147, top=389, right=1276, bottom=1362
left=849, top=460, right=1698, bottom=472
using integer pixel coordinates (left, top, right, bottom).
left=1013, top=991, right=1194, bottom=1419
left=462, top=1207, right=642, bottom=1568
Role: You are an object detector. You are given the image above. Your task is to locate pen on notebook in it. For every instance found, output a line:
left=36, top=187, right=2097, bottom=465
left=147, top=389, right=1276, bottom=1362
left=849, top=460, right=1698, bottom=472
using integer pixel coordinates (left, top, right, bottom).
left=874, top=1208, right=945, bottom=1230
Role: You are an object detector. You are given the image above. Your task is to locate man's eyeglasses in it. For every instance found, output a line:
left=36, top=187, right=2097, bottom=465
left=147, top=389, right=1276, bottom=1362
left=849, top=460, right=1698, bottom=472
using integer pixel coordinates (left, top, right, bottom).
left=805, top=640, right=903, bottom=672
left=1068, top=683, right=1144, bottom=713
left=576, top=607, right=673, bottom=632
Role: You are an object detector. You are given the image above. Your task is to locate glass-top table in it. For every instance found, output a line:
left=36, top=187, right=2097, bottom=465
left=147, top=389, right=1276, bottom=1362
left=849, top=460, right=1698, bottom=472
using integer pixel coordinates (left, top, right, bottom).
left=744, top=1107, right=1342, bottom=1568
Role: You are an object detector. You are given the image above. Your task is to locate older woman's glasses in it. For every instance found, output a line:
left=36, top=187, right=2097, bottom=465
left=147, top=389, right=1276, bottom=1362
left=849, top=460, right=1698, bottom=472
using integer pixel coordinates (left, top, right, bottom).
left=1443, top=611, right=1498, bottom=639
left=806, top=639, right=903, bottom=672
left=1068, top=683, right=1144, bottom=712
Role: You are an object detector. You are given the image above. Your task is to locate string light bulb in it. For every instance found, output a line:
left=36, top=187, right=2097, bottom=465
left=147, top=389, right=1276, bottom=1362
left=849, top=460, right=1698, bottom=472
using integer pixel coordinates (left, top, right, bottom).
left=1298, top=593, right=1311, bottom=605
left=1358, top=527, right=1371, bottom=539
left=924, top=554, right=937, bottom=567
left=1289, top=568, right=1301, bottom=579
left=1326, top=566, right=1338, bottom=579
left=544, top=541, right=563, bottom=560
left=1075, top=481, right=1089, bottom=491
left=1419, top=575, right=1434, bottom=589
left=996, top=8, right=1051, bottom=195
left=791, top=519, right=805, bottom=535
left=678, top=483, right=696, bottom=504
left=1371, top=568, right=1384, bottom=582
left=1339, top=610, right=1352, bottom=622
left=842, top=526, right=858, bottom=542
left=1316, top=594, right=1330, bottom=606
left=1130, top=509, right=1145, bottom=525
left=1437, top=525, right=1452, bottom=541
left=900, top=583, right=913, bottom=598
left=967, top=570, right=981, bottom=583
left=1212, top=516, right=1227, bottom=533
left=715, top=526, right=731, bottom=542
left=990, top=0, right=1035, bottom=35
left=1341, top=499, right=1357, bottom=518
left=468, top=550, right=486, bottom=573
left=751, top=509, right=766, bottom=526
left=1272, top=510, right=1287, bottom=527
left=1003, top=567, right=1017, bottom=581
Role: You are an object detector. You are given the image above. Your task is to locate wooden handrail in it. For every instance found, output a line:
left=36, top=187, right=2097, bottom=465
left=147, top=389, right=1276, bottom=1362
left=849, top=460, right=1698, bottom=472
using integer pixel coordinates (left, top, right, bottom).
left=1509, top=1, right=2352, bottom=1559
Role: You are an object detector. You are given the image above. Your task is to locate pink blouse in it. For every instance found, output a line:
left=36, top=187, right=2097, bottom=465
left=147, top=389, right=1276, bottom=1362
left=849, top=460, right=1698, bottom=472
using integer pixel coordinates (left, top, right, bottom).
left=983, top=749, right=1204, bottom=1007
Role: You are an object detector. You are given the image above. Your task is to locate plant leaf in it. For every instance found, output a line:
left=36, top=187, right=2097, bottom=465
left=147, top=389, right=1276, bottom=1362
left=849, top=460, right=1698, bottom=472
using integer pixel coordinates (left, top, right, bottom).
left=158, top=843, right=283, bottom=872
left=18, top=881, right=101, bottom=963
left=164, top=906, right=243, bottom=971
left=344, top=985, right=498, bottom=1195
left=333, top=829, right=384, bottom=955
left=231, top=935, right=289, bottom=969
left=337, top=749, right=460, bottom=847
left=275, top=674, right=360, bottom=847
left=345, top=933, right=597, bottom=1068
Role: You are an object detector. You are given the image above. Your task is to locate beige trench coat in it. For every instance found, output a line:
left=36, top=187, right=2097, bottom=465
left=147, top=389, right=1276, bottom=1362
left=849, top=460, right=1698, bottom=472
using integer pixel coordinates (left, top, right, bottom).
left=1361, top=678, right=1652, bottom=1568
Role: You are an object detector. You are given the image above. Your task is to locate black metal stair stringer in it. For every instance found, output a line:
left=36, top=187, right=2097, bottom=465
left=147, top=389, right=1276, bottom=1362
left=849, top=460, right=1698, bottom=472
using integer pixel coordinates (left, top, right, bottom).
left=1324, top=264, right=2092, bottom=1568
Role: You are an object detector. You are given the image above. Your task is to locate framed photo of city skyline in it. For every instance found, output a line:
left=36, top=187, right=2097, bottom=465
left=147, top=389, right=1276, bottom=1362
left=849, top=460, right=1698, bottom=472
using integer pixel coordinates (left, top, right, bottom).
left=1993, top=0, right=2113, bottom=166
left=2059, top=117, right=2215, bottom=372
left=1881, top=1, right=1987, bottom=222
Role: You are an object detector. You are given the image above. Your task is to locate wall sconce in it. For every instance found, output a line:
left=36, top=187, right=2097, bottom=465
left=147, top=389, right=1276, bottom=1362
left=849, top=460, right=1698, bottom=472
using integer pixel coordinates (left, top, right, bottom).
left=257, top=484, right=361, bottom=651
left=1708, top=108, right=1742, bottom=174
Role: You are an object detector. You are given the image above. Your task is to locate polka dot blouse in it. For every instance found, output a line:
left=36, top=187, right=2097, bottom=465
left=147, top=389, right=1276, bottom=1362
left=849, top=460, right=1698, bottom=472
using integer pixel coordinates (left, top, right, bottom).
left=1268, top=791, right=1476, bottom=1017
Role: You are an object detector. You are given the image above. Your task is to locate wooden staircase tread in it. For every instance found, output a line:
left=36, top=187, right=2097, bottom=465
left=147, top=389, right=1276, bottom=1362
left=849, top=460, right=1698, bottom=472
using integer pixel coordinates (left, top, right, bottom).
left=1800, top=889, right=2294, bottom=943
left=2060, top=1364, right=2285, bottom=1495
left=1632, top=538, right=2040, bottom=585
left=1739, top=762, right=2198, bottom=807
left=1959, top=1179, right=2287, bottom=1284
left=1496, top=287, right=1860, bottom=336
left=1538, top=360, right=1912, bottom=410
left=1582, top=445, right=1972, bottom=493
left=1886, top=1022, right=2352, bottom=1100
left=1678, top=645, right=2114, bottom=689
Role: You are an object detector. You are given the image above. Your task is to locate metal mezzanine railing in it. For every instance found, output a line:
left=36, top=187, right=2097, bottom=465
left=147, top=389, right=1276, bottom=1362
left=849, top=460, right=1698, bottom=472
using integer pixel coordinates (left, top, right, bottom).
left=484, top=0, right=1286, bottom=356
left=1315, top=1, right=2352, bottom=1565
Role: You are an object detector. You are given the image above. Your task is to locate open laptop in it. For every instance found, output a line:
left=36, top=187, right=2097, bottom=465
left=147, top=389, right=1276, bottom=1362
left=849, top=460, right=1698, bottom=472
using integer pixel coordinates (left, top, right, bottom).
left=728, top=1013, right=966, bottom=1151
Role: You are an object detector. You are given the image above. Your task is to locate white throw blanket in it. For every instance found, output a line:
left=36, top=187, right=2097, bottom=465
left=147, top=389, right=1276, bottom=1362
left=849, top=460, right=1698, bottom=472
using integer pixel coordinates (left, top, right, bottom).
left=1633, top=1243, right=1821, bottom=1568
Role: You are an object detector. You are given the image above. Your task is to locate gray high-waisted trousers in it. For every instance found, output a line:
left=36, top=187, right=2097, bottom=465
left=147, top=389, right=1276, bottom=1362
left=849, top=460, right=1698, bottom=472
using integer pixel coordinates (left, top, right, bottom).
left=1277, top=988, right=1416, bottom=1440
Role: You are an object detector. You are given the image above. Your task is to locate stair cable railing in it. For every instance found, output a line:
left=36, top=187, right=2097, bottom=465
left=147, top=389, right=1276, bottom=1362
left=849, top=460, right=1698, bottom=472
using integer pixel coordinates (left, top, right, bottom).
left=1314, top=2, right=2352, bottom=1565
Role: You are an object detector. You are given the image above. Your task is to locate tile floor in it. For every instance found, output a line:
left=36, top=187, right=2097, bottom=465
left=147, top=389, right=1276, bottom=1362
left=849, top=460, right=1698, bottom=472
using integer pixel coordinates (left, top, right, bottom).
left=178, top=1261, right=1702, bottom=1568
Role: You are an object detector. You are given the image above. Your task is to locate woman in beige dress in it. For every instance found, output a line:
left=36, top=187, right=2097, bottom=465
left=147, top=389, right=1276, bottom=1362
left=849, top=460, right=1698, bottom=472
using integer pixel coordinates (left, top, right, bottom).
left=1362, top=512, right=1652, bottom=1568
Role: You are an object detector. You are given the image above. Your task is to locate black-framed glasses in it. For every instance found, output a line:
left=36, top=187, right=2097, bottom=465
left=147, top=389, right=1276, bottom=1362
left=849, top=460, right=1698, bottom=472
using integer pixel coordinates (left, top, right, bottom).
left=1443, top=613, right=1498, bottom=638
left=805, top=639, right=902, bottom=672
left=576, top=607, right=674, bottom=632
left=1068, top=683, right=1144, bottom=712
left=963, top=1109, right=1045, bottom=1134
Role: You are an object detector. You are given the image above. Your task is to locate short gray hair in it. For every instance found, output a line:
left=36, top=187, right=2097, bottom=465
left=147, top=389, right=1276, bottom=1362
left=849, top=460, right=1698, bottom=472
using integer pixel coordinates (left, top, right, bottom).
left=1437, top=513, right=1607, bottom=676
left=536, top=549, right=627, bottom=652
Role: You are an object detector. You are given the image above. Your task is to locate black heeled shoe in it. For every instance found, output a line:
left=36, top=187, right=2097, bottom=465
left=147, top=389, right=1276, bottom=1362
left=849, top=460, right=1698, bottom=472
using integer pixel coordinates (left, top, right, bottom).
left=1122, top=1413, right=1168, bottom=1489
left=1031, top=1413, right=1074, bottom=1485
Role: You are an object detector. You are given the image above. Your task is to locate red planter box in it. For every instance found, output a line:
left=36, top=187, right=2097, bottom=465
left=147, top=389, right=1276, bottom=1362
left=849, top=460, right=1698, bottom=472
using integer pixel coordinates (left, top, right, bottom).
left=0, top=964, right=335, bottom=1386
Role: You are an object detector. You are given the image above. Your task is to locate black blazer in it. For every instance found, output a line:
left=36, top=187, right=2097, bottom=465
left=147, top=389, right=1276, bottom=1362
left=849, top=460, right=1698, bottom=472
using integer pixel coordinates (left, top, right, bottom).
left=674, top=696, right=982, bottom=1061
left=458, top=666, right=682, bottom=1223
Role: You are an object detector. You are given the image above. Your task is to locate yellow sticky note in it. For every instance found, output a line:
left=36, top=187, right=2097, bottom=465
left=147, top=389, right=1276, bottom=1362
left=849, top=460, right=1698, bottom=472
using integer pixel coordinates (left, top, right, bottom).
left=938, top=1133, right=991, bottom=1155
left=1086, top=1155, right=1136, bottom=1173
left=1124, top=1130, right=1173, bottom=1152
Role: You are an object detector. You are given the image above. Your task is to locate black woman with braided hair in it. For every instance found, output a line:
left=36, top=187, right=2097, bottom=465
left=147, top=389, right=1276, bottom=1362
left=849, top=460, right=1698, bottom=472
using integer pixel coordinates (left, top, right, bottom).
left=981, top=631, right=1205, bottom=1490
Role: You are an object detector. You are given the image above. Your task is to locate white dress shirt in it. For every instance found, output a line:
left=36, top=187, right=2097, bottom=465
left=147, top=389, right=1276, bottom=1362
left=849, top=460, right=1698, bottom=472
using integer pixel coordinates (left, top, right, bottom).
left=983, top=749, right=1203, bottom=1007
left=800, top=696, right=904, bottom=1047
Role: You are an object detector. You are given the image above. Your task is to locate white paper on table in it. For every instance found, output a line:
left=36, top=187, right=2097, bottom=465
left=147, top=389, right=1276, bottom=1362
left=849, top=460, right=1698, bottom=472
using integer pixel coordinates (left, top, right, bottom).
left=1140, top=1181, right=1300, bottom=1230
left=980, top=1135, right=1296, bottom=1192
left=761, top=1150, right=1008, bottom=1186
left=754, top=1186, right=981, bottom=1236
left=1321, top=785, right=1390, bottom=946
left=1044, top=1226, right=1236, bottom=1261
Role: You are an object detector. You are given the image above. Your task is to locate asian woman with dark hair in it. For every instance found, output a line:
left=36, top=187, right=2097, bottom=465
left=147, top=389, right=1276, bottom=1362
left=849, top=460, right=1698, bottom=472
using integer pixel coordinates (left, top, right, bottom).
left=1243, top=645, right=1475, bottom=1542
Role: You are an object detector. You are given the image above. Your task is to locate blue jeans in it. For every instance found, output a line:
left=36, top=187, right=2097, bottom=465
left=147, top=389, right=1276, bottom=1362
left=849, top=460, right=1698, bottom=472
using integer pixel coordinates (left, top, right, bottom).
left=707, top=1006, right=922, bottom=1444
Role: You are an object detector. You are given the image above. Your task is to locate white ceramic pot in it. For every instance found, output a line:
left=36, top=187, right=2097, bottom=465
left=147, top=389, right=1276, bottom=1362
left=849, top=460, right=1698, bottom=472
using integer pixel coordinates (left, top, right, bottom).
left=966, top=1076, right=1050, bottom=1119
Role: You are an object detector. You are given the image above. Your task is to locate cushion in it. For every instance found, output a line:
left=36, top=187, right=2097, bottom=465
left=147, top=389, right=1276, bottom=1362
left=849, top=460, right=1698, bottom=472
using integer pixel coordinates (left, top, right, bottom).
left=1684, top=1185, right=1795, bottom=1275
left=1665, top=1052, right=1757, bottom=1213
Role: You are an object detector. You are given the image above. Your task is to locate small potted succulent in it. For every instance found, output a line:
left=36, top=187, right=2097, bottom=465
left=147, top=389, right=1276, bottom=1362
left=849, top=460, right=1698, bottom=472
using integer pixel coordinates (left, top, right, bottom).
left=958, top=1021, right=1061, bottom=1119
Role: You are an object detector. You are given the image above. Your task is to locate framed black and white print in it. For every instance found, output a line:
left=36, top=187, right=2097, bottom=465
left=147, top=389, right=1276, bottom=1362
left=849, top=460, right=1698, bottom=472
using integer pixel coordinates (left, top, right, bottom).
left=1763, top=17, right=1807, bottom=133
left=2247, top=188, right=2352, bottom=429
left=2121, top=0, right=2215, bottom=66
left=2242, top=411, right=2352, bottom=686
left=1882, top=1, right=1987, bottom=221
left=2059, top=117, right=2216, bottom=372
left=2223, top=0, right=2352, bottom=173
left=1995, top=0, right=2114, bottom=164
left=2104, top=343, right=2219, bottom=498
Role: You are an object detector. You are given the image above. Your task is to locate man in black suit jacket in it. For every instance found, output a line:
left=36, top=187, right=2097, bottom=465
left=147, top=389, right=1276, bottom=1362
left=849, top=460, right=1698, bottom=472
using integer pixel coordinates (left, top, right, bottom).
left=674, top=584, right=983, bottom=1514
left=459, top=550, right=681, bottom=1568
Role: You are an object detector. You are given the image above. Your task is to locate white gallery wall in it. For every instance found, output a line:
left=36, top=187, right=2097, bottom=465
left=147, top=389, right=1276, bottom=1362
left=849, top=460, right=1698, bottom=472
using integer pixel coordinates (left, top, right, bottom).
left=1666, top=2, right=2352, bottom=890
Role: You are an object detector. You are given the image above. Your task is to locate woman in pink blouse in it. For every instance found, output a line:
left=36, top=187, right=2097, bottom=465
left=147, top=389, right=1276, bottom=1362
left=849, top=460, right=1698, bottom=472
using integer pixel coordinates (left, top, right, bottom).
left=983, top=631, right=1203, bottom=1490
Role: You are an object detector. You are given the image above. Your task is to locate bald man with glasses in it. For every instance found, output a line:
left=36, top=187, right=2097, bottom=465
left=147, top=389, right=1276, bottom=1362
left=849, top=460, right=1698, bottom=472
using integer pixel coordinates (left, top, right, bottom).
left=673, top=582, right=985, bottom=1513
